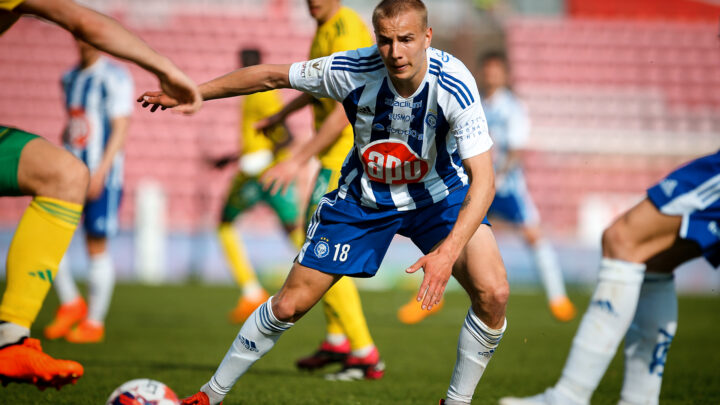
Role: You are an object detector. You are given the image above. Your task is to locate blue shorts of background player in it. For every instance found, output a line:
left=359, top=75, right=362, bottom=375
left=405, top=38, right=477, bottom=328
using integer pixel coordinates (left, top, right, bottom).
left=297, top=185, right=490, bottom=277
left=487, top=169, right=539, bottom=225
left=647, top=149, right=720, bottom=267
left=83, top=184, right=123, bottom=238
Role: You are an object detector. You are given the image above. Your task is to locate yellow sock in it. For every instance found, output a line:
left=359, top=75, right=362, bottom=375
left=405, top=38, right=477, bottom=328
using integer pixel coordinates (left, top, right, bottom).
left=288, top=227, right=306, bottom=250
left=218, top=223, right=258, bottom=287
left=322, top=276, right=374, bottom=350
left=0, top=197, right=82, bottom=328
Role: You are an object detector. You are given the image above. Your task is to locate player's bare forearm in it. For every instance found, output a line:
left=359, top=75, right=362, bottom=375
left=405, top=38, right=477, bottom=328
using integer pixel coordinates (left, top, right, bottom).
left=293, top=102, right=348, bottom=165
left=96, top=116, right=130, bottom=177
left=18, top=0, right=172, bottom=77
left=438, top=151, right=495, bottom=260
left=199, top=64, right=292, bottom=101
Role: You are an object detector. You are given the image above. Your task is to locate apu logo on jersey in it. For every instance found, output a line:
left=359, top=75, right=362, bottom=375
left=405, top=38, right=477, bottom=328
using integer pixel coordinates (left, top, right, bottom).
left=65, top=108, right=91, bottom=148
left=361, top=140, right=429, bottom=184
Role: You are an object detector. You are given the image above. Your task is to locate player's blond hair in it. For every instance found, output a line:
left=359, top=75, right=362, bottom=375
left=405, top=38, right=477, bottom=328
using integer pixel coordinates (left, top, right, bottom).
left=372, top=0, right=428, bottom=30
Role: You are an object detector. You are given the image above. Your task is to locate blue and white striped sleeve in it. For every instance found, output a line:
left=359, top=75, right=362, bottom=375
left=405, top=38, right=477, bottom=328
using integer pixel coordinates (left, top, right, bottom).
left=289, top=46, right=381, bottom=102
left=444, top=63, right=492, bottom=160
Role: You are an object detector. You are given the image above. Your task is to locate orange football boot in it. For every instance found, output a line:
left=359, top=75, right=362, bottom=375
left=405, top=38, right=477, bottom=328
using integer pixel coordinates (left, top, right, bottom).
left=65, top=320, right=104, bottom=343
left=0, top=337, right=83, bottom=390
left=181, top=391, right=223, bottom=405
left=228, top=290, right=269, bottom=324
left=44, top=297, right=87, bottom=340
left=397, top=295, right=444, bottom=324
left=549, top=296, right=577, bottom=322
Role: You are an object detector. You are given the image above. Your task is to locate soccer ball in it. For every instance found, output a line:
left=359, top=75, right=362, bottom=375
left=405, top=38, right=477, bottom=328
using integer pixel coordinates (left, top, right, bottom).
left=105, top=378, right=180, bottom=405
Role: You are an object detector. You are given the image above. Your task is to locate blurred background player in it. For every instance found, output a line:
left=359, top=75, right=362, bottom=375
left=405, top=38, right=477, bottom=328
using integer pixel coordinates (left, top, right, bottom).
left=43, top=39, right=134, bottom=344
left=213, top=48, right=304, bottom=324
left=500, top=150, right=720, bottom=405
left=256, top=0, right=384, bottom=380
left=479, top=51, right=574, bottom=322
left=398, top=50, right=575, bottom=324
left=0, top=0, right=200, bottom=390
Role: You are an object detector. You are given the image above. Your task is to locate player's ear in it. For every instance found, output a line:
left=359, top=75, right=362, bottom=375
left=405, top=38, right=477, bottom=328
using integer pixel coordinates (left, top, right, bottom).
left=424, top=27, right=432, bottom=49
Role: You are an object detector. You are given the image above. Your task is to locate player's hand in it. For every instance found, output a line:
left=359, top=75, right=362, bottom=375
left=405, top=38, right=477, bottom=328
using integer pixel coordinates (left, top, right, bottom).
left=260, top=159, right=301, bottom=196
left=87, top=172, right=105, bottom=201
left=137, top=91, right=176, bottom=112
left=156, top=66, right=202, bottom=114
left=406, top=249, right=455, bottom=311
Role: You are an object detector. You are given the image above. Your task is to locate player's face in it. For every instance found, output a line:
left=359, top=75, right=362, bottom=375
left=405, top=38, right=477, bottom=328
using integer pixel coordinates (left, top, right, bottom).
left=375, top=10, right=432, bottom=95
left=306, top=0, right=339, bottom=24
left=481, top=59, right=507, bottom=90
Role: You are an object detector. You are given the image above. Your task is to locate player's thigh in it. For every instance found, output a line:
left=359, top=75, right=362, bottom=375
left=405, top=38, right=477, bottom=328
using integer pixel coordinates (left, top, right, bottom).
left=272, top=262, right=342, bottom=322
left=220, top=173, right=261, bottom=223
left=603, top=199, right=682, bottom=262
left=452, top=225, right=509, bottom=318
left=16, top=135, right=88, bottom=203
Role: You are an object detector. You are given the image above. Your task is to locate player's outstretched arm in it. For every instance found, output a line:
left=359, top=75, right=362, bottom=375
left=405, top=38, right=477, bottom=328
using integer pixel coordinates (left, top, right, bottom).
left=139, top=64, right=292, bottom=112
left=16, top=0, right=201, bottom=114
left=406, top=151, right=495, bottom=310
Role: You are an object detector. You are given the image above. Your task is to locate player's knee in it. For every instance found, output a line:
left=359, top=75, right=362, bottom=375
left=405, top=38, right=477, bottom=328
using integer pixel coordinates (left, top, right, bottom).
left=57, top=155, right=90, bottom=203
left=470, top=277, right=509, bottom=315
left=271, top=295, right=303, bottom=323
left=602, top=222, right=636, bottom=261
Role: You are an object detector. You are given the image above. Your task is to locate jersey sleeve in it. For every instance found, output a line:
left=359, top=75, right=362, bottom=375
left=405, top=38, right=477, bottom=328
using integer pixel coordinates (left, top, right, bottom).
left=289, top=46, right=379, bottom=103
left=444, top=64, right=492, bottom=160
left=105, top=67, right=134, bottom=118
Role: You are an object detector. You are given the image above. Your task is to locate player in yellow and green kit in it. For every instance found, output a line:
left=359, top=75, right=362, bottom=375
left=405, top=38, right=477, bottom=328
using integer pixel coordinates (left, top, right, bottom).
left=0, top=0, right=200, bottom=390
left=214, top=48, right=305, bottom=324
left=257, top=0, right=384, bottom=380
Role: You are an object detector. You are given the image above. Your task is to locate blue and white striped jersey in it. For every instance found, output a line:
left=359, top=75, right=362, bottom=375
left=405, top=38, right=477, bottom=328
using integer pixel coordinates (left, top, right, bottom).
left=61, top=56, right=133, bottom=188
left=481, top=87, right=530, bottom=194
left=289, top=46, right=492, bottom=211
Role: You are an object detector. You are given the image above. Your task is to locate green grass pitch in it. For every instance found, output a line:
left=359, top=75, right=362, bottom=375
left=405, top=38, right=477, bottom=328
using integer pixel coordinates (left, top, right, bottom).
left=1, top=284, right=718, bottom=404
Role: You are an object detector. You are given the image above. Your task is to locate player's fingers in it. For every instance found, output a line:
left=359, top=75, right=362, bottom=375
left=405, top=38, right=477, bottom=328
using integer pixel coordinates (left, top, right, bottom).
left=150, top=104, right=159, bottom=113
left=421, top=279, right=437, bottom=310
left=405, top=257, right=425, bottom=274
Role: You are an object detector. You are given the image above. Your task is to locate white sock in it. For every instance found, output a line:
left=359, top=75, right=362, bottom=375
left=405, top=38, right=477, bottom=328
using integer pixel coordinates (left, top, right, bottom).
left=242, top=280, right=264, bottom=300
left=351, top=344, right=374, bottom=358
left=0, top=322, right=30, bottom=347
left=325, top=332, right=347, bottom=346
left=54, top=257, right=80, bottom=304
left=554, top=258, right=645, bottom=404
left=619, top=273, right=676, bottom=405
left=532, top=239, right=567, bottom=301
left=204, top=297, right=293, bottom=404
left=87, top=252, right=115, bottom=324
left=446, top=309, right=507, bottom=403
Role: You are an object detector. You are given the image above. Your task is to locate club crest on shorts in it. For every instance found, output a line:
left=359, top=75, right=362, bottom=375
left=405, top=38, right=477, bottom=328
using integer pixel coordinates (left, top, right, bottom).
left=361, top=140, right=429, bottom=184
left=315, top=237, right=330, bottom=258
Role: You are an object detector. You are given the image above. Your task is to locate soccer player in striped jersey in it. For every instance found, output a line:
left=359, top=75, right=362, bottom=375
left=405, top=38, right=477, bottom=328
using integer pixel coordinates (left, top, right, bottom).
left=500, top=151, right=720, bottom=405
left=213, top=48, right=304, bottom=324
left=255, top=0, right=384, bottom=380
left=0, top=0, right=200, bottom=390
left=479, top=51, right=574, bottom=322
left=140, top=1, right=508, bottom=404
left=42, top=40, right=133, bottom=344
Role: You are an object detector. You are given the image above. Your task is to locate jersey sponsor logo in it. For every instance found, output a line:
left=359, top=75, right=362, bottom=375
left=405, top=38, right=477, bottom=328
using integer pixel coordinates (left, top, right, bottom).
left=315, top=238, right=330, bottom=258
left=389, top=113, right=414, bottom=123
left=386, top=126, right=423, bottom=140
left=299, top=58, right=325, bottom=79
left=384, top=98, right=422, bottom=109
left=660, top=179, right=678, bottom=197
left=65, top=108, right=91, bottom=148
left=361, top=140, right=429, bottom=184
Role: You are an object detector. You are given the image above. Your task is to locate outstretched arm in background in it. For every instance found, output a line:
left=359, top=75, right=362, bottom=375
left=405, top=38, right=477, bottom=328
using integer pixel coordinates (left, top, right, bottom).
left=16, top=0, right=201, bottom=114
